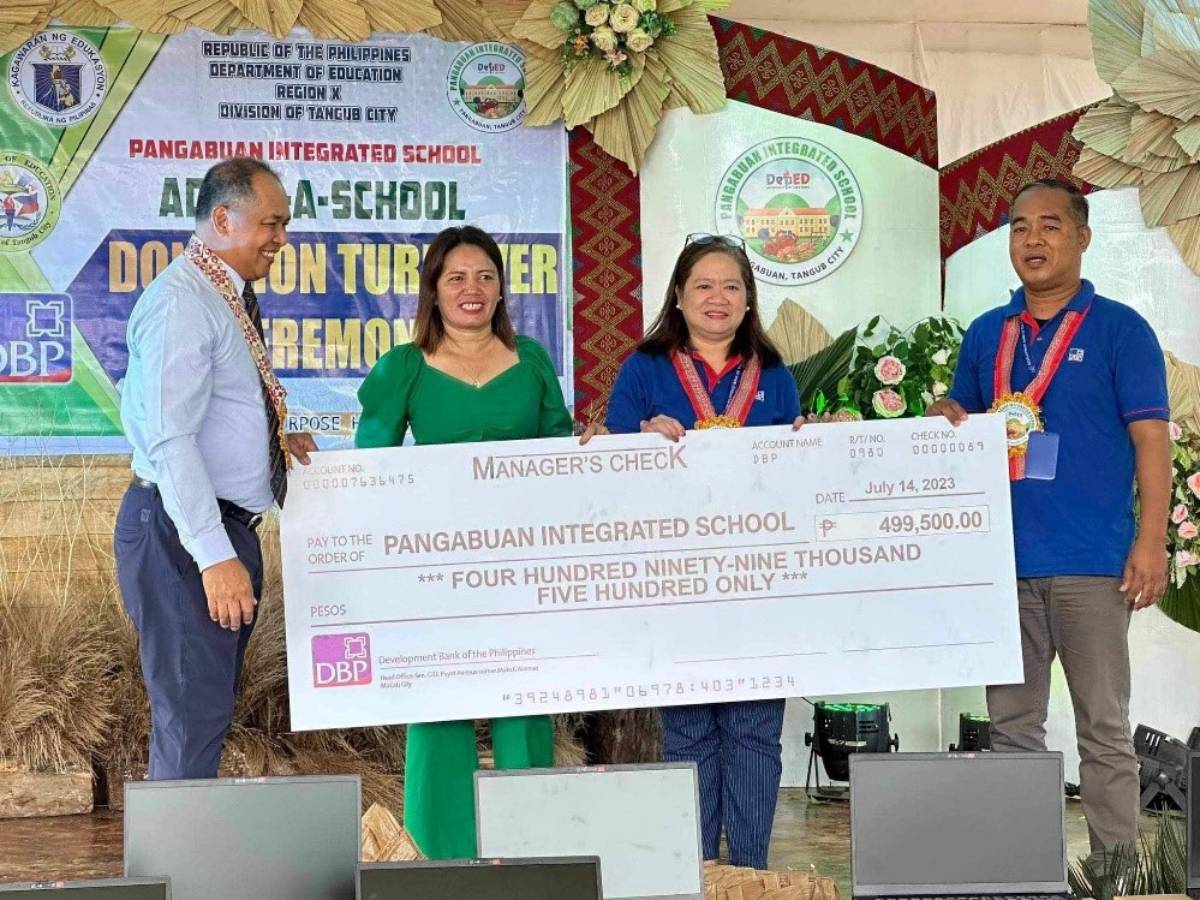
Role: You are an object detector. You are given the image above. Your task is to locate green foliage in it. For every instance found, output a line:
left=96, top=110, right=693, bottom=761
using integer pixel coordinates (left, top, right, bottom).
left=1068, top=813, right=1186, bottom=898
left=788, top=327, right=857, bottom=414
left=1154, top=423, right=1200, bottom=634
left=833, top=316, right=965, bottom=420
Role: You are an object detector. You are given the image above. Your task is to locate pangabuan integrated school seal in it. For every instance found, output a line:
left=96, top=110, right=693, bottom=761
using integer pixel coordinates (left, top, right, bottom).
left=447, top=43, right=526, bottom=133
left=8, top=30, right=108, bottom=128
left=0, top=152, right=61, bottom=252
left=715, top=137, right=863, bottom=286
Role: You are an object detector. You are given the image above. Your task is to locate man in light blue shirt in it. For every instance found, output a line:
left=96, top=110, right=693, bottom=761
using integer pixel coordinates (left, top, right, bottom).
left=116, top=157, right=316, bottom=780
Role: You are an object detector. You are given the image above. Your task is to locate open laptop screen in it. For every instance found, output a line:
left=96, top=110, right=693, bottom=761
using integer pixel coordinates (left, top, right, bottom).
left=358, top=858, right=602, bottom=899
left=0, top=880, right=169, bottom=898
left=850, top=752, right=1067, bottom=897
left=476, top=763, right=703, bottom=900
left=125, top=776, right=360, bottom=900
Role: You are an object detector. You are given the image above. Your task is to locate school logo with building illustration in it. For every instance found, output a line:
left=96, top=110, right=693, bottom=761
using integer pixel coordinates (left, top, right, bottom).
left=715, top=138, right=863, bottom=286
left=447, top=43, right=526, bottom=133
left=8, top=30, right=108, bottom=128
left=0, top=152, right=61, bottom=251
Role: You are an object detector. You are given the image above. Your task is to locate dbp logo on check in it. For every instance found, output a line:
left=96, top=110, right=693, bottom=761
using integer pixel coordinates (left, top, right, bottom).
left=312, top=633, right=372, bottom=687
left=0, top=294, right=72, bottom=382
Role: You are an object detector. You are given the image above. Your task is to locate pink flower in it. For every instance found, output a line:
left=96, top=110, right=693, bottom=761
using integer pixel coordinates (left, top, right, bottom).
left=1180, top=521, right=1199, bottom=540
left=1170, top=421, right=1183, bottom=441
left=1188, top=472, right=1200, bottom=499
left=873, top=355, right=906, bottom=385
left=1172, top=503, right=1190, bottom=525
left=872, top=389, right=906, bottom=418
left=1175, top=549, right=1200, bottom=569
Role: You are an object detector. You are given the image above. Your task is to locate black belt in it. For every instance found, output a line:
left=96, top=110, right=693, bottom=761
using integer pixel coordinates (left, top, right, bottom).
left=131, top=476, right=264, bottom=531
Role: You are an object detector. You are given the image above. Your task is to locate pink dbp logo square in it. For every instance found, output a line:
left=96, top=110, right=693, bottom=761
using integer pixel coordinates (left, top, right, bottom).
left=312, top=633, right=372, bottom=688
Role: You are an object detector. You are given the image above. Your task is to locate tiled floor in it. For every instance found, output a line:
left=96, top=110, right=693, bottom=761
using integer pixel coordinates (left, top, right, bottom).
left=0, top=789, right=1101, bottom=893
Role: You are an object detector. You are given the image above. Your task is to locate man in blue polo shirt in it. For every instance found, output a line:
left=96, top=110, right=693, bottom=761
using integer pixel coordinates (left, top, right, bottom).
left=928, top=178, right=1171, bottom=856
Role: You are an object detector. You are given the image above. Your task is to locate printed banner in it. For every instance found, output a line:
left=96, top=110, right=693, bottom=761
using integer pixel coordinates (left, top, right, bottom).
left=280, top=417, right=1022, bottom=730
left=0, top=28, right=568, bottom=454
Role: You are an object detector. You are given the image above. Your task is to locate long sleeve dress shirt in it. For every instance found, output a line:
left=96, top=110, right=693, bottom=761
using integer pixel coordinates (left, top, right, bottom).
left=120, top=251, right=274, bottom=570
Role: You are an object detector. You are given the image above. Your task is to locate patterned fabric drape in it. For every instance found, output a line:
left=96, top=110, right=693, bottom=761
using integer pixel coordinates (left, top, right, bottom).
left=939, top=107, right=1097, bottom=262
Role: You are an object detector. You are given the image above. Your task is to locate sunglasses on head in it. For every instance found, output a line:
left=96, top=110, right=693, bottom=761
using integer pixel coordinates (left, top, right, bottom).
left=684, top=232, right=746, bottom=251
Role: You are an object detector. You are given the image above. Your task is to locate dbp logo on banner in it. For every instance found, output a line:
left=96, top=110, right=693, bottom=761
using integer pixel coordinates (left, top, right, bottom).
left=0, top=294, right=72, bottom=383
left=716, top=137, right=863, bottom=286
left=8, top=30, right=108, bottom=127
left=312, top=633, right=373, bottom=688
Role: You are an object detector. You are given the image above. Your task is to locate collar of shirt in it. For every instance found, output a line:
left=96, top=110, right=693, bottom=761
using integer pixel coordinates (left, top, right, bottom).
left=1004, top=279, right=1095, bottom=335
left=687, top=348, right=744, bottom=392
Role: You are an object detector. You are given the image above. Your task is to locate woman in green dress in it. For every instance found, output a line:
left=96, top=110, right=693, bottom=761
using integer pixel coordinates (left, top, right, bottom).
left=355, top=225, right=574, bottom=859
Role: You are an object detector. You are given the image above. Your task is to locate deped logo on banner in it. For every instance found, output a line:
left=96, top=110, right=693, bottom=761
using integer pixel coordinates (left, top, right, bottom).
left=447, top=43, right=526, bottom=133
left=0, top=294, right=72, bottom=383
left=8, top=30, right=108, bottom=128
left=312, top=632, right=372, bottom=688
left=0, top=152, right=61, bottom=251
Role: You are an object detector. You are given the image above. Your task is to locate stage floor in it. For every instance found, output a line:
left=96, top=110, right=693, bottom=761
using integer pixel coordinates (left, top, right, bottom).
left=0, top=788, right=1102, bottom=891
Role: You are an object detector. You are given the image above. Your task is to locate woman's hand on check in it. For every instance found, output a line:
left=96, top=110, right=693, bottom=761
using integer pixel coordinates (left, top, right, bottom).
left=640, top=415, right=686, bottom=442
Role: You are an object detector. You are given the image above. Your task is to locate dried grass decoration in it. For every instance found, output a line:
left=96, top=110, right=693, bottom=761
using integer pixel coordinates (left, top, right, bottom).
left=1076, top=0, right=1200, bottom=274
left=514, top=0, right=730, bottom=173
left=0, top=0, right=53, bottom=54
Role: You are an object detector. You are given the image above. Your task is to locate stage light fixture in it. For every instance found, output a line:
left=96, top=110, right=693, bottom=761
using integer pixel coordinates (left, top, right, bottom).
left=1135, top=723, right=1189, bottom=811
left=949, top=713, right=991, bottom=752
left=804, top=701, right=898, bottom=797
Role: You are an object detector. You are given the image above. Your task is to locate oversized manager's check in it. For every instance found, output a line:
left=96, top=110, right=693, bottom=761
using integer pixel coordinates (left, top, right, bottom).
left=282, top=415, right=1022, bottom=730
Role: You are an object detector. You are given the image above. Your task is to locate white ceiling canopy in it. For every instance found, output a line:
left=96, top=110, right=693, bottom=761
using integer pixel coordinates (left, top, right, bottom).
left=723, top=0, right=1107, bottom=162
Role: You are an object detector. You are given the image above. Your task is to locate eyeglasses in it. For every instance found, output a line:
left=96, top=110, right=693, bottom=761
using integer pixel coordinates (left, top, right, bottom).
left=684, top=232, right=746, bottom=251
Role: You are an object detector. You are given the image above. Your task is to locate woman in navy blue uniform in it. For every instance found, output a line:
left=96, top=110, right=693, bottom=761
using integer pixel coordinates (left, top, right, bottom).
left=606, top=233, right=801, bottom=869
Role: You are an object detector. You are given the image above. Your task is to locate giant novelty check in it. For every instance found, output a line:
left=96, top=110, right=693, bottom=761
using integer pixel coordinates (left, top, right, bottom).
left=282, top=416, right=1022, bottom=730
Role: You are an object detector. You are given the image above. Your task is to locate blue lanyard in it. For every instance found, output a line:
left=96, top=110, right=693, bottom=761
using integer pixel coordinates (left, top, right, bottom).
left=691, top=354, right=744, bottom=408
left=1019, top=323, right=1037, bottom=375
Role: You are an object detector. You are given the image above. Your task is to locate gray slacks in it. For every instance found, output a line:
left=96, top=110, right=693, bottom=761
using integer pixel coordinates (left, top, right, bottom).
left=986, top=576, right=1139, bottom=852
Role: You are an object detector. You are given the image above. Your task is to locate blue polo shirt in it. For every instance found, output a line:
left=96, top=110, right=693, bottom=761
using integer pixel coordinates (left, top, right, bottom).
left=606, top=350, right=801, bottom=433
left=948, top=279, right=1168, bottom=578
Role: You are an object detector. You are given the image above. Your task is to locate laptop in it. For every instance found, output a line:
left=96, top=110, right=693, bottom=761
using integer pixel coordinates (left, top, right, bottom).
left=124, top=775, right=360, bottom=900
left=0, top=880, right=169, bottom=898
left=1189, top=751, right=1200, bottom=891
left=475, top=763, right=703, bottom=900
left=357, top=857, right=602, bottom=899
left=850, top=752, right=1069, bottom=899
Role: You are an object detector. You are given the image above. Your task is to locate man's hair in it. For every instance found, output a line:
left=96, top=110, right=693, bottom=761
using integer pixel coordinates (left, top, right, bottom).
left=195, top=157, right=280, bottom=223
left=1013, top=178, right=1089, bottom=227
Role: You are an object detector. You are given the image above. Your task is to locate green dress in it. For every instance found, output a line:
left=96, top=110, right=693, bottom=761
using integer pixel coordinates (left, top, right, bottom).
left=356, top=335, right=573, bottom=859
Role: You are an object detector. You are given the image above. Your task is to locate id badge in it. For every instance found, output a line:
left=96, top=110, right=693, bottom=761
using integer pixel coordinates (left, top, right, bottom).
left=1024, top=431, right=1059, bottom=480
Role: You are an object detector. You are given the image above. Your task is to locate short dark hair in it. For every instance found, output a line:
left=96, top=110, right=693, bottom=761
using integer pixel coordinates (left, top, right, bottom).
left=195, top=157, right=280, bottom=222
left=638, top=241, right=783, bottom=369
left=414, top=225, right=516, bottom=353
left=1013, top=178, right=1089, bottom=227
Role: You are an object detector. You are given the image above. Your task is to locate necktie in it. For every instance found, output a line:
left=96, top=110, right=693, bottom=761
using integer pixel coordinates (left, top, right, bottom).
left=242, top=282, right=288, bottom=509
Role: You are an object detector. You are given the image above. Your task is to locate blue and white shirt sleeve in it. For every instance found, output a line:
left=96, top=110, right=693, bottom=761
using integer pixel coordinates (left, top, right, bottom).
left=947, top=321, right=987, bottom=413
left=606, top=353, right=651, bottom=435
left=130, top=286, right=235, bottom=570
left=1113, top=314, right=1170, bottom=425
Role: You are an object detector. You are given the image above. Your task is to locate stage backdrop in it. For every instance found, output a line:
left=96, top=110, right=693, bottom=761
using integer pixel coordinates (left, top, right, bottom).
left=0, top=27, right=568, bottom=455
